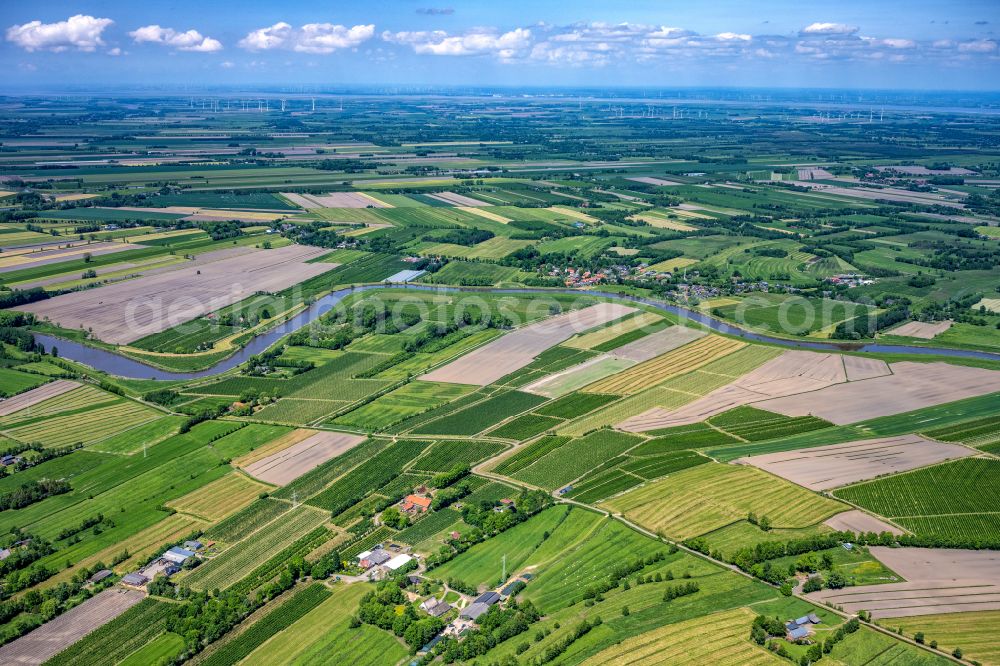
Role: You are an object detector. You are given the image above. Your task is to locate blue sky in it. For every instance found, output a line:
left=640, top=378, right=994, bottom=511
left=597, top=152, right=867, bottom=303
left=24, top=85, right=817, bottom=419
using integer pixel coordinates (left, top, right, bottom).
left=3, top=1, right=998, bottom=90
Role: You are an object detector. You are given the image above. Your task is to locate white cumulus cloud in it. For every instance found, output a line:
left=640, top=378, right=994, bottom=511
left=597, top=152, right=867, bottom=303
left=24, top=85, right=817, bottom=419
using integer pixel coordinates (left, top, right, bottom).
left=239, top=22, right=374, bottom=53
left=6, top=14, right=113, bottom=52
left=130, top=25, right=223, bottom=52
left=958, top=39, right=998, bottom=53
left=716, top=32, right=751, bottom=42
left=801, top=22, right=859, bottom=35
left=382, top=27, right=530, bottom=57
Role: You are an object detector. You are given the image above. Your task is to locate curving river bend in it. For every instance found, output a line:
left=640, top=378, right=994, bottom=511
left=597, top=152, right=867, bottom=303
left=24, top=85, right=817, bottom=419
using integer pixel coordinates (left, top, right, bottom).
left=32, top=284, right=1000, bottom=381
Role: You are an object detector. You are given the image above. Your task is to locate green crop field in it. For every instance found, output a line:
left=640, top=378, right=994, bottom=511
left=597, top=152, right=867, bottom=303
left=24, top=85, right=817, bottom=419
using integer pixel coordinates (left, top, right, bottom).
left=183, top=506, right=328, bottom=591
left=239, top=584, right=408, bottom=666
left=409, top=439, right=506, bottom=472
left=306, top=439, right=428, bottom=514
left=835, top=457, right=1000, bottom=542
left=432, top=505, right=572, bottom=588
left=411, top=390, right=548, bottom=436
left=198, top=584, right=332, bottom=666
left=331, top=380, right=474, bottom=430
left=0, top=368, right=49, bottom=397
left=512, top=430, right=644, bottom=490
left=486, top=413, right=564, bottom=440
left=44, top=598, right=173, bottom=666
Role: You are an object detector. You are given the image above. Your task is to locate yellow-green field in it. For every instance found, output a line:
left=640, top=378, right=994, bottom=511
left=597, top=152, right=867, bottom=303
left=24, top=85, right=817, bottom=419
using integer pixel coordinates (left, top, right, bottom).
left=166, top=472, right=272, bottom=522
left=604, top=462, right=847, bottom=540
left=584, top=335, right=745, bottom=394
left=239, top=583, right=408, bottom=665
left=883, top=611, right=1000, bottom=666
left=580, top=607, right=783, bottom=666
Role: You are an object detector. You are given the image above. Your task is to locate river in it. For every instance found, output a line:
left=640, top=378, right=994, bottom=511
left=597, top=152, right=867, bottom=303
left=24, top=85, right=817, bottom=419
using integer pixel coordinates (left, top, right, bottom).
left=31, top=284, right=1000, bottom=381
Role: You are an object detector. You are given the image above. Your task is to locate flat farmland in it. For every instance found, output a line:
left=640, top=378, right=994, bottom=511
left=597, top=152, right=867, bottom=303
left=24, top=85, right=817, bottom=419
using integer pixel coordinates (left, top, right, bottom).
left=242, top=431, right=367, bottom=485
left=823, top=510, right=904, bottom=536
left=0, top=588, right=146, bottom=666
left=0, top=379, right=78, bottom=417
left=166, top=472, right=271, bottom=521
left=834, top=457, right=1000, bottom=542
left=757, top=362, right=1000, bottom=425
left=737, top=434, right=974, bottom=491
left=584, top=335, right=745, bottom=395
left=522, top=355, right=635, bottom=398
left=579, top=608, right=782, bottom=666
left=410, top=439, right=507, bottom=472
left=41, top=597, right=172, bottom=666
left=0, top=240, right=140, bottom=274
left=421, top=302, right=636, bottom=385
left=331, top=381, right=474, bottom=430
left=808, top=547, right=1000, bottom=618
left=237, top=584, right=408, bottom=666
left=618, top=350, right=851, bottom=431
left=890, top=320, right=953, bottom=339
left=884, top=611, right=1000, bottom=666
left=604, top=462, right=847, bottom=540
left=183, top=506, right=328, bottom=591
left=512, top=429, right=644, bottom=490
left=5, top=400, right=163, bottom=447
left=18, top=244, right=334, bottom=344
left=0, top=368, right=48, bottom=397
left=563, top=311, right=663, bottom=349
left=609, top=325, right=707, bottom=362
left=0, top=383, right=117, bottom=427
left=232, top=428, right=317, bottom=467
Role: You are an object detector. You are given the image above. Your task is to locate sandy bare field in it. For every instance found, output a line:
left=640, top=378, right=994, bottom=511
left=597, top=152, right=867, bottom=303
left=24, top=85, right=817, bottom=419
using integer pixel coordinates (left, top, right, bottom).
left=843, top=355, right=891, bottom=381
left=756, top=361, right=1000, bottom=424
left=0, top=380, right=78, bottom=417
left=736, top=434, right=973, bottom=491
left=429, top=191, right=492, bottom=206
left=618, top=350, right=848, bottom=432
left=797, top=167, right=834, bottom=180
left=627, top=176, right=682, bottom=186
left=871, top=547, right=1000, bottom=582
left=808, top=580, right=1000, bottom=618
left=18, top=244, right=334, bottom=344
left=889, top=320, right=953, bottom=339
left=0, top=588, right=145, bottom=665
left=823, top=510, right=903, bottom=536
left=421, top=303, right=637, bottom=385
left=280, top=192, right=389, bottom=209
left=609, top=326, right=706, bottom=362
left=243, top=431, right=366, bottom=485
left=808, top=548, right=1000, bottom=618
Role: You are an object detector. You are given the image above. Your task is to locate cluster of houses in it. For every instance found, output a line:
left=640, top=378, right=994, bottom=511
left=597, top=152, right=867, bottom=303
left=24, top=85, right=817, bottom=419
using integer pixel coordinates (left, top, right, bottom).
left=356, top=545, right=414, bottom=580
left=121, top=541, right=204, bottom=588
left=421, top=573, right=534, bottom=652
left=826, top=273, right=875, bottom=288
left=786, top=613, right=822, bottom=641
